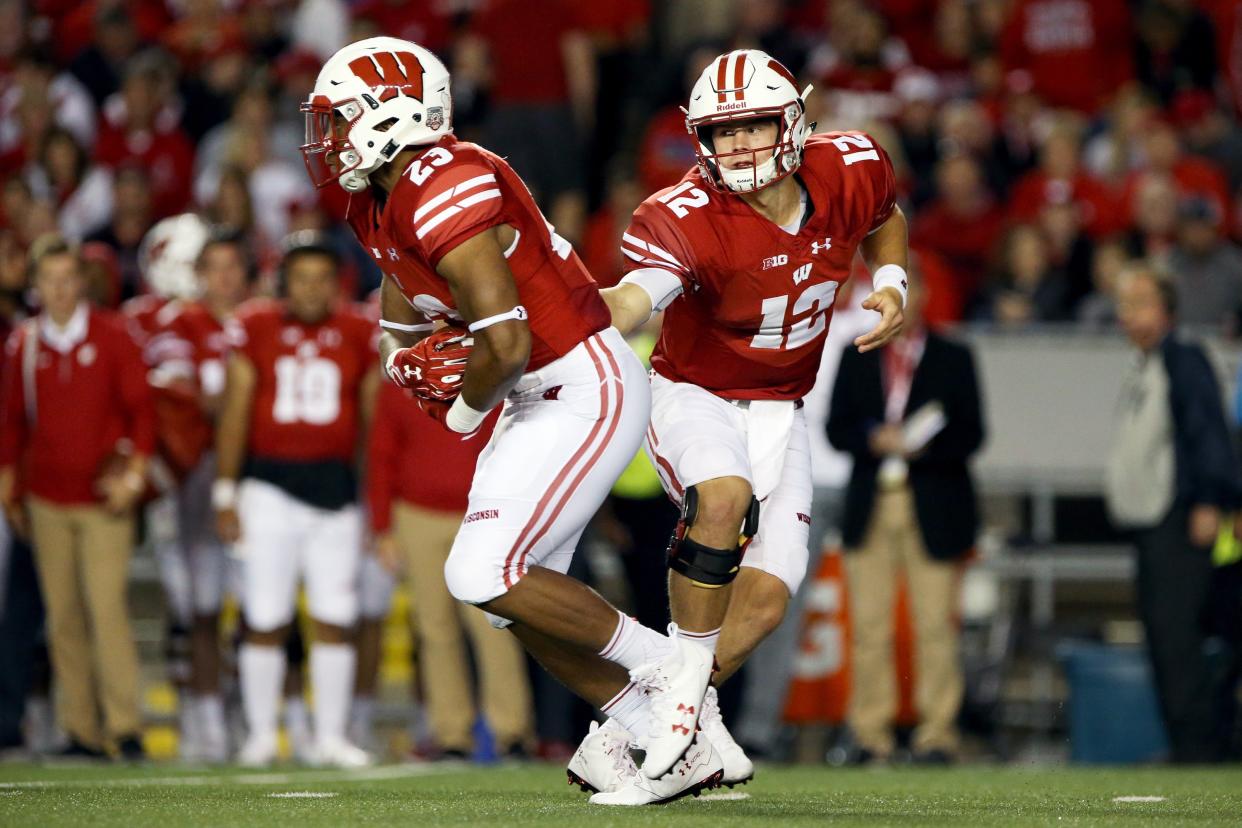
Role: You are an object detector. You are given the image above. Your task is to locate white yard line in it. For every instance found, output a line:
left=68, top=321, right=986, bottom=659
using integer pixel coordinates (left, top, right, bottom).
left=268, top=791, right=338, bottom=798
left=1113, top=796, right=1167, bottom=803
left=0, top=763, right=457, bottom=789
left=700, top=791, right=751, bottom=801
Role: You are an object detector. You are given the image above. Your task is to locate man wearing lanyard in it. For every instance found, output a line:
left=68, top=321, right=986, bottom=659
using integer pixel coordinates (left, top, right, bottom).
left=828, top=268, right=985, bottom=764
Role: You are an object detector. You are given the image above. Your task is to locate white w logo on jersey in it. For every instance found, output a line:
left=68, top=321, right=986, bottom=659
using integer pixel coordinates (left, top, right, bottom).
left=792, top=263, right=812, bottom=285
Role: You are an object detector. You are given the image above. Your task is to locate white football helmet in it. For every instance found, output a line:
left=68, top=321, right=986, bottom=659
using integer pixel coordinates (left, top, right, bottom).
left=138, top=213, right=209, bottom=300
left=686, top=50, right=812, bottom=193
left=300, top=37, right=452, bottom=193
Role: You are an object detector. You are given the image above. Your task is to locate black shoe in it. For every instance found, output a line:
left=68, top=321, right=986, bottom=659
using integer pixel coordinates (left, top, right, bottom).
left=500, top=743, right=530, bottom=761
left=49, top=739, right=108, bottom=761
left=911, top=748, right=953, bottom=765
left=116, top=735, right=147, bottom=762
left=436, top=748, right=469, bottom=762
left=845, top=746, right=889, bottom=767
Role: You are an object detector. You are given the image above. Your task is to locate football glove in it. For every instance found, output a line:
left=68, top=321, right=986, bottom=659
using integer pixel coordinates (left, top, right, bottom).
left=386, top=326, right=473, bottom=401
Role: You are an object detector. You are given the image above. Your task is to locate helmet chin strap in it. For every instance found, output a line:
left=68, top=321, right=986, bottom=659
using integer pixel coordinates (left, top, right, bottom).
left=721, top=155, right=778, bottom=193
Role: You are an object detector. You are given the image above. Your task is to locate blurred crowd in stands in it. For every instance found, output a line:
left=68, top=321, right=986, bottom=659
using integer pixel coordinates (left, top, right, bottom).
left=2, top=0, right=1242, bottom=339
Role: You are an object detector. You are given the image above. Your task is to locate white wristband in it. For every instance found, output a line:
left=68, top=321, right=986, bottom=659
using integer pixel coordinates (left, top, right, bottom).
left=445, top=396, right=488, bottom=434
left=212, top=479, right=238, bottom=510
left=872, top=264, right=908, bottom=307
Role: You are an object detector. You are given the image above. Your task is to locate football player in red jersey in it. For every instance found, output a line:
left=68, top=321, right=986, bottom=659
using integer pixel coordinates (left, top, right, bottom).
left=300, top=37, right=722, bottom=795
left=213, top=233, right=380, bottom=768
left=583, top=50, right=909, bottom=798
left=146, top=231, right=250, bottom=762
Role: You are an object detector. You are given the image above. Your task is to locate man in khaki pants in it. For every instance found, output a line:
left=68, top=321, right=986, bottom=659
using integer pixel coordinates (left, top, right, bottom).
left=0, top=235, right=155, bottom=759
left=367, top=381, right=533, bottom=756
left=827, top=268, right=984, bottom=763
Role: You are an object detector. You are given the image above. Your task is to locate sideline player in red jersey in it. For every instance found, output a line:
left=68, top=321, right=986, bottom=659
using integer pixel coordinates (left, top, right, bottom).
left=146, top=231, right=251, bottom=762
left=576, top=50, right=908, bottom=801
left=300, top=37, right=719, bottom=792
left=212, top=233, right=380, bottom=768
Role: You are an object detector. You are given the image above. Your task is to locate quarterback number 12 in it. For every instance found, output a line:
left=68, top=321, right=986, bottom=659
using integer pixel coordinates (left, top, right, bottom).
left=751, top=282, right=839, bottom=351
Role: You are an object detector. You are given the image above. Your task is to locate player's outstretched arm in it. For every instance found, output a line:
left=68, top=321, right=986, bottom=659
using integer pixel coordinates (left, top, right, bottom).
left=436, top=226, right=532, bottom=428
left=599, top=283, right=655, bottom=338
left=855, top=206, right=909, bottom=353
left=213, top=351, right=256, bottom=543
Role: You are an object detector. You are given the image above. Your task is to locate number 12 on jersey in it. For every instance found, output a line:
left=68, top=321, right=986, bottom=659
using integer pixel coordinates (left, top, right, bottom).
left=751, top=281, right=839, bottom=351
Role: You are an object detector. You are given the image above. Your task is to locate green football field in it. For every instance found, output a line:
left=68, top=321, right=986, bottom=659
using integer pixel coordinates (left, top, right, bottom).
left=1, top=762, right=1240, bottom=826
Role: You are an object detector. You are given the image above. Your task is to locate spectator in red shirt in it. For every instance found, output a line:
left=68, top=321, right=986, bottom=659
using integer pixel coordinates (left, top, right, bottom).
left=0, top=234, right=154, bottom=760
left=459, top=0, right=594, bottom=242
left=93, top=50, right=196, bottom=221
left=911, top=153, right=1005, bottom=310
left=1009, top=124, right=1123, bottom=238
left=1123, top=120, right=1232, bottom=227
left=366, top=381, right=533, bottom=758
left=1000, top=0, right=1134, bottom=113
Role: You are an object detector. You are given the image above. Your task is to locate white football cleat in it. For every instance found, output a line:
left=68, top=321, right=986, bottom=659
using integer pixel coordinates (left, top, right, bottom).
left=588, top=730, right=724, bottom=806
left=237, top=733, right=278, bottom=768
left=633, top=625, right=713, bottom=780
left=314, top=738, right=373, bottom=769
left=700, top=685, right=753, bottom=786
left=567, top=720, right=637, bottom=794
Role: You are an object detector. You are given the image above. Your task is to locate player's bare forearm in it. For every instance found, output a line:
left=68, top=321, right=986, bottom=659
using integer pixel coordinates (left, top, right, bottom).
left=855, top=207, right=908, bottom=353
left=861, top=206, right=908, bottom=272
left=215, top=353, right=256, bottom=482
left=437, top=227, right=532, bottom=410
left=600, top=283, right=654, bottom=337
left=378, top=274, right=431, bottom=372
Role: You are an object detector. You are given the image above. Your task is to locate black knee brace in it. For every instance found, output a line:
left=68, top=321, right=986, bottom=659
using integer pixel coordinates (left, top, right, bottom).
left=666, top=486, right=761, bottom=587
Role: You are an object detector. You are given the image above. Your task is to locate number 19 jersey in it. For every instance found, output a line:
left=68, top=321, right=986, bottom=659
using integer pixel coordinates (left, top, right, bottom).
left=621, top=132, right=897, bottom=401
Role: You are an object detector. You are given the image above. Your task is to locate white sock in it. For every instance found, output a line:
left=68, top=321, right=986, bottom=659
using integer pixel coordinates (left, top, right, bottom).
left=310, top=642, right=356, bottom=748
left=679, top=627, right=721, bottom=655
left=599, top=612, right=676, bottom=671
left=601, top=682, right=651, bottom=745
left=178, top=693, right=199, bottom=755
left=239, top=644, right=285, bottom=743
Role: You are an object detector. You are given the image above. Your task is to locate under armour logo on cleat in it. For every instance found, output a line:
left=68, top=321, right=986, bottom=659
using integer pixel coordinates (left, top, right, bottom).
left=672, top=724, right=691, bottom=735
left=677, top=704, right=696, bottom=715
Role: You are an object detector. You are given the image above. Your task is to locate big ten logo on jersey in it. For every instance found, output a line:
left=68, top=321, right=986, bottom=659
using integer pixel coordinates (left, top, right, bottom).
left=271, top=331, right=344, bottom=425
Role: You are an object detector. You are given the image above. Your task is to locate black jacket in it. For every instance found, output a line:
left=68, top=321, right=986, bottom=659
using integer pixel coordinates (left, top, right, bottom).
left=1159, top=334, right=1241, bottom=510
left=827, top=332, right=985, bottom=560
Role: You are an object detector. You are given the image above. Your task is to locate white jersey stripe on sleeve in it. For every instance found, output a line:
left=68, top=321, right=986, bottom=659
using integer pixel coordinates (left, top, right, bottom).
left=415, top=189, right=503, bottom=240
left=622, top=231, right=685, bottom=270
left=412, top=173, right=497, bottom=223
left=620, top=242, right=675, bottom=272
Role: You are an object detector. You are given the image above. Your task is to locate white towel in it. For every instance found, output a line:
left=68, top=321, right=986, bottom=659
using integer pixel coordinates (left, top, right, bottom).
left=744, top=400, right=797, bottom=501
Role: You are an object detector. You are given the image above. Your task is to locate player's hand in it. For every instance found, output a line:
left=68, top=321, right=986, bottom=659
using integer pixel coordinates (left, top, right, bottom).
left=374, top=532, right=402, bottom=576
left=216, top=507, right=241, bottom=544
left=386, top=326, right=473, bottom=401
left=854, top=287, right=904, bottom=353
left=416, top=397, right=483, bottom=439
left=1189, top=504, right=1220, bottom=548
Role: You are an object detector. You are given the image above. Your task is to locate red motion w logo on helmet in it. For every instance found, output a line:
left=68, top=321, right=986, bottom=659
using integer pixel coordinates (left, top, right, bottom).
left=347, top=52, right=425, bottom=102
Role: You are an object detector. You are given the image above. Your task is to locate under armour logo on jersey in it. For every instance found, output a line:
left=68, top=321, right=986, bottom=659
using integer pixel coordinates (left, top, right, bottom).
left=792, top=263, right=812, bottom=285
left=387, top=248, right=400, bottom=261
left=811, top=238, right=833, bottom=255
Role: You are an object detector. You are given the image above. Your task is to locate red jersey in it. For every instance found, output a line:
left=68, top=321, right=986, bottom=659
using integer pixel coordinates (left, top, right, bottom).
left=344, top=135, right=609, bottom=372
left=227, top=299, right=376, bottom=463
left=0, top=308, right=156, bottom=505
left=621, top=132, right=897, bottom=401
